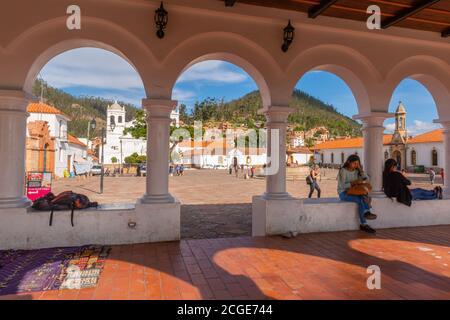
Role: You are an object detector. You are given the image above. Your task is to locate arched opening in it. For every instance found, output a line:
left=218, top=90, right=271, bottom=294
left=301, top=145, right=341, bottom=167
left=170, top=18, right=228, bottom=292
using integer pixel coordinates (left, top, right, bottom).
left=170, top=59, right=268, bottom=239
left=292, top=70, right=360, bottom=197
left=387, top=78, right=443, bottom=182
left=26, top=47, right=147, bottom=203
left=43, top=143, right=49, bottom=172
left=411, top=149, right=417, bottom=166
left=432, top=149, right=438, bottom=167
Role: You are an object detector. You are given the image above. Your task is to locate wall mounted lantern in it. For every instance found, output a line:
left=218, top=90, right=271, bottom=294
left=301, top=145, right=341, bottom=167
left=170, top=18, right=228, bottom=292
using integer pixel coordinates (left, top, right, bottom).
left=225, top=0, right=236, bottom=6
left=281, top=20, right=295, bottom=52
left=154, top=2, right=168, bottom=39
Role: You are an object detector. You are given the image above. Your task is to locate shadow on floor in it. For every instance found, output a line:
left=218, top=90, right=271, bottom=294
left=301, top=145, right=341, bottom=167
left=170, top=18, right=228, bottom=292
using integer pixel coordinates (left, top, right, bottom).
left=181, top=203, right=252, bottom=239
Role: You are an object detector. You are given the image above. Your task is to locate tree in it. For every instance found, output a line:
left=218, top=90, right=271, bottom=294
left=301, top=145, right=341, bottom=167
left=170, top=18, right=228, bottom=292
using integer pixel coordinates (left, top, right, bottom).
left=123, top=109, right=147, bottom=139
left=179, top=104, right=190, bottom=125
left=305, top=138, right=315, bottom=148
left=124, top=153, right=147, bottom=164
left=111, top=157, right=118, bottom=164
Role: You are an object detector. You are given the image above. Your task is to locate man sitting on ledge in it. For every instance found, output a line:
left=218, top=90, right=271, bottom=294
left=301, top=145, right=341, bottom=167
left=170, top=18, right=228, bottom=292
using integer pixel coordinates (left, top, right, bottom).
left=383, top=158, right=443, bottom=207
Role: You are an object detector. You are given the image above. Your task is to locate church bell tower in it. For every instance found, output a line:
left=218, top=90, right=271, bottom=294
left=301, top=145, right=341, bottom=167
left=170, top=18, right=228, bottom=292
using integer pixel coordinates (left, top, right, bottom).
left=391, top=101, right=407, bottom=144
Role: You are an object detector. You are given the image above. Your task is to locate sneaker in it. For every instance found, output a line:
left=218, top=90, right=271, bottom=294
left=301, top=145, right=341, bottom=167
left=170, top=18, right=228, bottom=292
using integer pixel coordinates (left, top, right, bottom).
left=360, top=224, right=376, bottom=233
left=364, top=212, right=378, bottom=220
left=438, top=186, right=443, bottom=200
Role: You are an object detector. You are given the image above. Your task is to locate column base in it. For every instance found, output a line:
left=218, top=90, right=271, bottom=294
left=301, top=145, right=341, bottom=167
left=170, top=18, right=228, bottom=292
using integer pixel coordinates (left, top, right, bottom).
left=139, top=193, right=176, bottom=204
left=0, top=196, right=31, bottom=209
left=369, top=190, right=386, bottom=198
left=261, top=192, right=293, bottom=200
left=443, top=186, right=450, bottom=200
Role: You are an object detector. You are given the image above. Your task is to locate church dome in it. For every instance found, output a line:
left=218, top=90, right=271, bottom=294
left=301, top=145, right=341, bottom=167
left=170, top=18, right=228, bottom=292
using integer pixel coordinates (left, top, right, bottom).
left=109, top=101, right=123, bottom=111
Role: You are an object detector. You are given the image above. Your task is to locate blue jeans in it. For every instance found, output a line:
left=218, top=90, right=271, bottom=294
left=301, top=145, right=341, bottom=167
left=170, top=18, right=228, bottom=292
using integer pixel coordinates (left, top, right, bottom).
left=339, top=191, right=370, bottom=225
left=308, top=181, right=321, bottom=198
left=410, top=188, right=437, bottom=200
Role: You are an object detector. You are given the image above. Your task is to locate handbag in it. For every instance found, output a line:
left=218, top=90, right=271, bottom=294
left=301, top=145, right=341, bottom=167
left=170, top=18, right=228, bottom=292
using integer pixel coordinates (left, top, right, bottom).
left=347, top=182, right=373, bottom=196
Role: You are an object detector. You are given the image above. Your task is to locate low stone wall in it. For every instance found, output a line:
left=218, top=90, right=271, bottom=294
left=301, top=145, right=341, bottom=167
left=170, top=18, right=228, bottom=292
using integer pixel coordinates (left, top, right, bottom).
left=253, top=196, right=450, bottom=236
left=0, top=202, right=180, bottom=250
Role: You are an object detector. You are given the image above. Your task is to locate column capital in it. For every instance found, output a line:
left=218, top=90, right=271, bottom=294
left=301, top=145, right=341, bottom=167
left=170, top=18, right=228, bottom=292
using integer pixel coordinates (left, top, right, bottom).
left=261, top=106, right=294, bottom=124
left=354, top=112, right=394, bottom=129
left=0, top=90, right=34, bottom=116
left=142, top=98, right=177, bottom=118
left=434, top=118, right=450, bottom=130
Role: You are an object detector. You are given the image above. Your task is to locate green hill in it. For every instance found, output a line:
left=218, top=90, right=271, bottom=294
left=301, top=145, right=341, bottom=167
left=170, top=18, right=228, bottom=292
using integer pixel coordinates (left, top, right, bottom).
left=189, top=90, right=361, bottom=137
left=33, top=80, right=361, bottom=139
left=32, top=79, right=139, bottom=138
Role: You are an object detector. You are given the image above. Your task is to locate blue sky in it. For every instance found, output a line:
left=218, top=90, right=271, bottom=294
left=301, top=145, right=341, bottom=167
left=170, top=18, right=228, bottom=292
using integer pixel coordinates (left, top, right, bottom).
left=40, top=48, right=440, bottom=135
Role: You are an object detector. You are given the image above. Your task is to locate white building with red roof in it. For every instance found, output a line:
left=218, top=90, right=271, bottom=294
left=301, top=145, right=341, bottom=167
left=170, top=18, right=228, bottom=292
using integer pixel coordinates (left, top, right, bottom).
left=27, top=102, right=91, bottom=177
left=314, top=103, right=444, bottom=172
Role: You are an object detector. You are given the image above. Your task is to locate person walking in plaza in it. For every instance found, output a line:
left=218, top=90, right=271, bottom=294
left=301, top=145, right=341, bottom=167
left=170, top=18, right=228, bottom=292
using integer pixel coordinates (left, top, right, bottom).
left=441, top=168, right=444, bottom=185
left=180, top=164, right=185, bottom=176
left=307, top=165, right=321, bottom=198
left=383, top=159, right=442, bottom=206
left=337, top=155, right=377, bottom=234
left=429, top=168, right=436, bottom=185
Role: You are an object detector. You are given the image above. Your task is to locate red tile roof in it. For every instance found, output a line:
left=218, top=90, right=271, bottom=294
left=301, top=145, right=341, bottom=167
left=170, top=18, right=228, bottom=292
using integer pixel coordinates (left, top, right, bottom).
left=408, top=129, right=443, bottom=144
left=68, top=134, right=87, bottom=147
left=314, top=135, right=393, bottom=150
left=27, top=103, right=65, bottom=116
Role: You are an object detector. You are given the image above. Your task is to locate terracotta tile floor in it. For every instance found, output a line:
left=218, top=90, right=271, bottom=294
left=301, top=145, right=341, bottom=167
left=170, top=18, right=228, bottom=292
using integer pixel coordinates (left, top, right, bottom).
left=1, top=225, right=449, bottom=300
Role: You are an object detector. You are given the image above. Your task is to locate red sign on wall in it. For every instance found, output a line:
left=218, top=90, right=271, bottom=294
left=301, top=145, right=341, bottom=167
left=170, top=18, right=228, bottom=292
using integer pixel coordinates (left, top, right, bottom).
left=26, top=172, right=52, bottom=201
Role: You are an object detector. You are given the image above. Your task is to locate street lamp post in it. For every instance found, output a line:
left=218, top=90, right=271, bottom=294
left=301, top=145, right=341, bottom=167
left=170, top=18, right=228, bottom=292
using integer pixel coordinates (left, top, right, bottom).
left=120, top=138, right=123, bottom=175
left=100, top=127, right=105, bottom=194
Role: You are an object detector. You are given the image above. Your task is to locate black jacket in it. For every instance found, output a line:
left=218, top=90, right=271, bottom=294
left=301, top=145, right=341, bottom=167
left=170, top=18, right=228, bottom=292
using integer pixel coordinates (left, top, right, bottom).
left=383, top=171, right=412, bottom=206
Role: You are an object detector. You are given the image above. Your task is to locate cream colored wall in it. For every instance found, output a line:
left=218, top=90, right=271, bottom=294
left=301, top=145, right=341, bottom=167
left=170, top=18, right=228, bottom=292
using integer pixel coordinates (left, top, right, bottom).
left=0, top=0, right=448, bottom=118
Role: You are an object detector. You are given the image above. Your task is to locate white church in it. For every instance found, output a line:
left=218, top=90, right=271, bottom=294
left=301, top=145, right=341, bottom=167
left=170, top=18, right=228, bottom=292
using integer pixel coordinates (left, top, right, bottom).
left=102, top=101, right=180, bottom=165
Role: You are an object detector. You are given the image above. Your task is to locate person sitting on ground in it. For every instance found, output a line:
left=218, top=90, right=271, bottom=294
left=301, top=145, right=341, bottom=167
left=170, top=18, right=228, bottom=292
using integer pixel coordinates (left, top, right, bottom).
left=383, top=159, right=442, bottom=207
left=337, top=154, right=377, bottom=234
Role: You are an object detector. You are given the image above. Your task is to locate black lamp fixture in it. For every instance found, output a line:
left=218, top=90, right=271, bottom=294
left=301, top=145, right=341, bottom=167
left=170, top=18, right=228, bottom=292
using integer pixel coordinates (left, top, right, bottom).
left=90, top=118, right=96, bottom=130
left=154, top=2, right=168, bottom=39
left=225, top=0, right=236, bottom=7
left=281, top=20, right=295, bottom=53
left=110, top=116, right=116, bottom=131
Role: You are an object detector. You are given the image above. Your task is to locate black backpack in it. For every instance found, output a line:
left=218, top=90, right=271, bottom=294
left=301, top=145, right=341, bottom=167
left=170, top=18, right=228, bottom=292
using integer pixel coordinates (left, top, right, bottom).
left=32, top=191, right=98, bottom=226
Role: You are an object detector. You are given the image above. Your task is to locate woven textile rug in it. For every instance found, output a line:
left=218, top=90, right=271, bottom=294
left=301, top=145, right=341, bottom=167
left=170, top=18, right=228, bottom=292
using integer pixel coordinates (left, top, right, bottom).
left=0, top=246, right=110, bottom=296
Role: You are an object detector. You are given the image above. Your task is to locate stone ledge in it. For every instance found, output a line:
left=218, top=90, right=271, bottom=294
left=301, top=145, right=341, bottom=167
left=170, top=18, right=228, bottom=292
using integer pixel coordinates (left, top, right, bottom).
left=253, top=196, right=450, bottom=236
left=0, top=201, right=180, bottom=250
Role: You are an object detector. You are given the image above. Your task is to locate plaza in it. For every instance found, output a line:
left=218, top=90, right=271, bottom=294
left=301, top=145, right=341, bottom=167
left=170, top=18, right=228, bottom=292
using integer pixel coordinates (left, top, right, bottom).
left=1, top=0, right=450, bottom=301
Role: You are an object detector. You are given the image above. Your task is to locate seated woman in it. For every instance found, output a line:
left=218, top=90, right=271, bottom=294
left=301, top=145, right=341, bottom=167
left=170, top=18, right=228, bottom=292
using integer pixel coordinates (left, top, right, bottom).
left=338, top=155, right=377, bottom=234
left=383, top=159, right=442, bottom=206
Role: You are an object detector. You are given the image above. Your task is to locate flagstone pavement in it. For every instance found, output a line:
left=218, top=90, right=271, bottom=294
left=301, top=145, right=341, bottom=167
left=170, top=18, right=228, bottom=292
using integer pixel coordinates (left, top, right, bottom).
left=1, top=225, right=449, bottom=300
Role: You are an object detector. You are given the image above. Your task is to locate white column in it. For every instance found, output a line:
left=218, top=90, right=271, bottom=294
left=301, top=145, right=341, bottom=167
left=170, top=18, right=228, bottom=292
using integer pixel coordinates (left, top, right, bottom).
left=140, top=99, right=176, bottom=204
left=354, top=113, right=393, bottom=195
left=0, top=90, right=31, bottom=208
left=435, top=120, right=450, bottom=198
left=263, top=106, right=293, bottom=200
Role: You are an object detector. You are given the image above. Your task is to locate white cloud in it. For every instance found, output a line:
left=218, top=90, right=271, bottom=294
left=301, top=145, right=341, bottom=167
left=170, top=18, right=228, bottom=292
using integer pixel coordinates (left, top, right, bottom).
left=384, top=120, right=440, bottom=135
left=177, top=60, right=248, bottom=84
left=407, top=120, right=440, bottom=135
left=40, top=48, right=145, bottom=91
left=385, top=123, right=396, bottom=133
left=172, top=89, right=195, bottom=102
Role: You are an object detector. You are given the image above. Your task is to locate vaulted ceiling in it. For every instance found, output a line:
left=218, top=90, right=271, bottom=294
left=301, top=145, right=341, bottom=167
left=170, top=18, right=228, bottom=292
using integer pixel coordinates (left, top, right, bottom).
left=220, top=0, right=450, bottom=37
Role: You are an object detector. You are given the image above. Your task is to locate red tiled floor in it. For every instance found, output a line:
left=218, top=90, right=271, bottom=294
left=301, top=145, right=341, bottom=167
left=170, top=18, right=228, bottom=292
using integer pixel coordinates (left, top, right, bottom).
left=1, top=225, right=450, bottom=300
